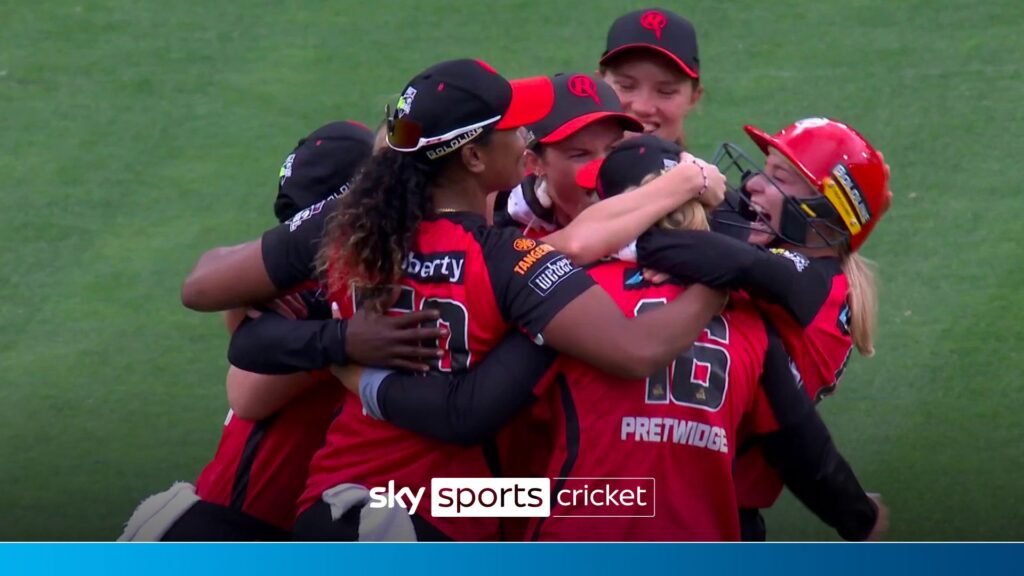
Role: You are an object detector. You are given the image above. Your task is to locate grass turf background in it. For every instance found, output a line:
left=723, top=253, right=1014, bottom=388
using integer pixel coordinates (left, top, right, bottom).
left=1, top=0, right=1021, bottom=540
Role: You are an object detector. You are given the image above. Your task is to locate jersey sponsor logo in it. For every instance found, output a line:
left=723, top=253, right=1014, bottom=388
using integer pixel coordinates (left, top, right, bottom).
left=402, top=250, right=466, bottom=284
left=513, top=243, right=556, bottom=275
left=287, top=198, right=329, bottom=232
left=769, top=248, right=810, bottom=272
left=528, top=255, right=579, bottom=296
left=620, top=416, right=729, bottom=454
left=513, top=237, right=537, bottom=252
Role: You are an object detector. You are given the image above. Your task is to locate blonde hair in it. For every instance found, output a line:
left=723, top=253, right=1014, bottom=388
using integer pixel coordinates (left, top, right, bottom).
left=842, top=251, right=878, bottom=357
left=768, top=149, right=879, bottom=356
left=626, top=172, right=710, bottom=232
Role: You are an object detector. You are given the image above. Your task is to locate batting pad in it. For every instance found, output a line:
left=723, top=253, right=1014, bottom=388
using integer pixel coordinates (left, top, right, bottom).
left=118, top=482, right=201, bottom=542
left=321, top=483, right=417, bottom=541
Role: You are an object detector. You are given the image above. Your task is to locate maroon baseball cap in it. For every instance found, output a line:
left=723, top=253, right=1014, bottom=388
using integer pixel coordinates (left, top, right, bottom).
left=600, top=8, right=700, bottom=79
left=524, top=73, right=642, bottom=147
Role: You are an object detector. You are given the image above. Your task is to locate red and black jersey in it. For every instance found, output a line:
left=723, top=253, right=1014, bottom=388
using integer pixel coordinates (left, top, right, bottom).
left=194, top=370, right=343, bottom=532
left=634, top=231, right=858, bottom=512
left=298, top=212, right=594, bottom=541
left=526, top=261, right=779, bottom=541
left=735, top=256, right=853, bottom=510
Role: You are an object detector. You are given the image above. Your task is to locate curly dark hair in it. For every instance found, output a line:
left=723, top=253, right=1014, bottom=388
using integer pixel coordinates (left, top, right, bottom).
left=317, top=148, right=439, bottom=308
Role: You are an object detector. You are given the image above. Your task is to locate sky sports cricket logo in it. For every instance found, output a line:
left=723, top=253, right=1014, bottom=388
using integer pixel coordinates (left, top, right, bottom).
left=368, top=478, right=655, bottom=518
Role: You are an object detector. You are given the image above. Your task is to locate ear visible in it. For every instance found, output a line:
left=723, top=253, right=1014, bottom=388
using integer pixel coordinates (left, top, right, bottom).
left=690, top=83, right=704, bottom=106
left=524, top=148, right=543, bottom=177
left=460, top=143, right=487, bottom=174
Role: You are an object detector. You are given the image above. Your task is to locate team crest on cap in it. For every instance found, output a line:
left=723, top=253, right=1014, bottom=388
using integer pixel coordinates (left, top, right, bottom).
left=640, top=10, right=667, bottom=40
left=396, top=86, right=417, bottom=118
left=567, top=75, right=601, bottom=105
left=789, top=117, right=832, bottom=136
left=279, top=152, right=296, bottom=181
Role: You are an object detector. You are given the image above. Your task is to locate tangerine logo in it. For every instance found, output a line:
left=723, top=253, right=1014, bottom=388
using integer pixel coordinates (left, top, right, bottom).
left=513, top=237, right=537, bottom=252
left=514, top=243, right=556, bottom=275
left=567, top=75, right=601, bottom=106
left=640, top=10, right=667, bottom=40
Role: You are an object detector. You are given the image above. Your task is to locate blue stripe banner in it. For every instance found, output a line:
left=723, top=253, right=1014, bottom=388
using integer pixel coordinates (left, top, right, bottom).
left=1, top=543, right=1022, bottom=576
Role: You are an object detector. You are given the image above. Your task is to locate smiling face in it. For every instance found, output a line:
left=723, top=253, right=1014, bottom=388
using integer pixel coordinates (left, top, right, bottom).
left=528, top=119, right=624, bottom=226
left=601, top=51, right=701, bottom=144
left=744, top=149, right=819, bottom=246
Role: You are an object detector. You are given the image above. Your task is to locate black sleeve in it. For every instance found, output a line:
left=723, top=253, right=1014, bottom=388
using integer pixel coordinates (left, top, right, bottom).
left=227, top=311, right=347, bottom=374
left=636, top=228, right=833, bottom=327
left=478, top=227, right=595, bottom=337
left=298, top=286, right=332, bottom=320
left=376, top=331, right=557, bottom=446
left=261, top=197, right=338, bottom=291
left=757, top=325, right=878, bottom=541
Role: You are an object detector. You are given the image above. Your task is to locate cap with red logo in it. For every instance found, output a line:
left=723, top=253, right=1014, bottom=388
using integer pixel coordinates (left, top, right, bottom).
left=525, top=73, right=642, bottom=147
left=601, top=8, right=699, bottom=79
left=745, top=118, right=892, bottom=251
left=386, top=59, right=556, bottom=160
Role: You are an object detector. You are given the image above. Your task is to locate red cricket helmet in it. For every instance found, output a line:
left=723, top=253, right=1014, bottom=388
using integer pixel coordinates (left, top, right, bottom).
left=744, top=118, right=891, bottom=251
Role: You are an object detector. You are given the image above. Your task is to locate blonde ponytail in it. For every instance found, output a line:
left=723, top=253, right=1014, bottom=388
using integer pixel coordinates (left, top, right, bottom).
left=842, top=252, right=878, bottom=357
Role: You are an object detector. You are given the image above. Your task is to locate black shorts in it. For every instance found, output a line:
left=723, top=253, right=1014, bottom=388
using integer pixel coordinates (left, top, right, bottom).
left=292, top=500, right=452, bottom=542
left=161, top=500, right=290, bottom=542
left=739, top=508, right=767, bottom=542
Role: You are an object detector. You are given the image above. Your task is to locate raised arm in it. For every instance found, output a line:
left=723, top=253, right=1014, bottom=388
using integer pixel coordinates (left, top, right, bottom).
left=181, top=198, right=336, bottom=311
left=637, top=228, right=833, bottom=327
left=543, top=161, right=724, bottom=266
left=182, top=240, right=278, bottom=311
left=481, top=227, right=727, bottom=381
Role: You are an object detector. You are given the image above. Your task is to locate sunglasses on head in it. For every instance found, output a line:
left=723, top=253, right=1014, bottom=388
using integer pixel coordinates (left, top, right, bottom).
left=384, top=104, right=501, bottom=152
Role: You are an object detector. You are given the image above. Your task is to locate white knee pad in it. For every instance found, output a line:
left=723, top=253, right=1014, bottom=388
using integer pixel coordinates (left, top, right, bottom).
left=320, top=483, right=417, bottom=542
left=118, top=482, right=201, bottom=542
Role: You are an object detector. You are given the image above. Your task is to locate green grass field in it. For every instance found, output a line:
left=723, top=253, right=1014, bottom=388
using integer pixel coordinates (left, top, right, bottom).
left=2, top=0, right=1022, bottom=541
